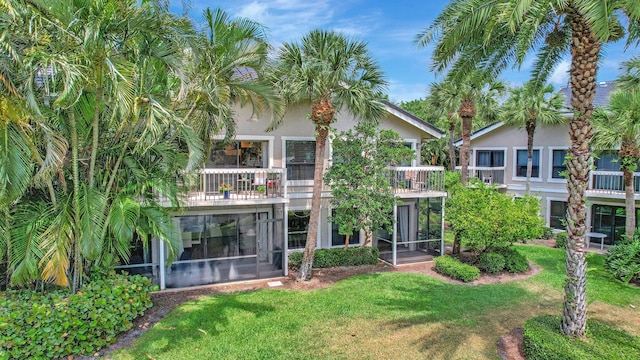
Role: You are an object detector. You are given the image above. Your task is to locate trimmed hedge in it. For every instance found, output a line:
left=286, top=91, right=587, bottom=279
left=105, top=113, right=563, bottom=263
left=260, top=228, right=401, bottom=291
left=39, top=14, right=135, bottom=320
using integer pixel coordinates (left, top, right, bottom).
left=0, top=274, right=154, bottom=359
left=288, top=247, right=379, bottom=270
left=433, top=255, right=480, bottom=282
left=523, top=315, right=640, bottom=359
left=495, top=247, right=529, bottom=273
left=542, top=227, right=555, bottom=240
left=478, top=252, right=506, bottom=273
left=555, top=232, right=567, bottom=249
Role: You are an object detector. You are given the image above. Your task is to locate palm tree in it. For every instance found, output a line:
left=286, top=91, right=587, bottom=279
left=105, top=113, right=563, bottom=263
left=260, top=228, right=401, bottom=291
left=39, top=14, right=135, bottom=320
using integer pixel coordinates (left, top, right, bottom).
left=427, top=81, right=460, bottom=171
left=592, top=90, right=640, bottom=240
left=501, top=82, right=565, bottom=193
left=428, top=75, right=504, bottom=183
left=179, top=8, right=283, bottom=151
left=272, top=30, right=387, bottom=281
left=416, top=0, right=639, bottom=337
left=618, top=56, right=640, bottom=91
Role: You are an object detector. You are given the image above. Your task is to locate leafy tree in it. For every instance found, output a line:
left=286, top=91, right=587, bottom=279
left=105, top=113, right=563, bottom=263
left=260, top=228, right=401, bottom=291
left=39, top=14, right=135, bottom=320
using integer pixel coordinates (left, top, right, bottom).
left=271, top=30, right=386, bottom=281
left=416, top=0, right=640, bottom=337
left=446, top=181, right=544, bottom=253
left=325, top=122, right=415, bottom=249
left=592, top=89, right=640, bottom=240
left=501, top=82, right=565, bottom=193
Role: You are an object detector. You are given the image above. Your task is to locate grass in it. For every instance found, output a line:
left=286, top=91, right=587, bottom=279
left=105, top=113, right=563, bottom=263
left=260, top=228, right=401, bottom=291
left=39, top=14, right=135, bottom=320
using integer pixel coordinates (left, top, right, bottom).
left=113, top=246, right=640, bottom=360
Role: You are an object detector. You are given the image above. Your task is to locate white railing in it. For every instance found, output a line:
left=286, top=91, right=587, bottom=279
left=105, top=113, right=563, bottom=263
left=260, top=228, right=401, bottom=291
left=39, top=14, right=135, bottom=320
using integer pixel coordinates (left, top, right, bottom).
left=589, top=170, right=640, bottom=194
left=456, top=166, right=506, bottom=185
left=390, top=166, right=445, bottom=194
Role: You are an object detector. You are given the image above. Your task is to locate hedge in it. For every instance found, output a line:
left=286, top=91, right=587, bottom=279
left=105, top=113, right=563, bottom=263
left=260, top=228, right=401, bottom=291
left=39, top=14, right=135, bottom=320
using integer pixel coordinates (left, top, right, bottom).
left=523, top=315, right=640, bottom=359
left=433, top=255, right=480, bottom=282
left=495, top=247, right=529, bottom=273
left=478, top=252, right=506, bottom=273
left=555, top=232, right=567, bottom=249
left=0, top=274, right=154, bottom=359
left=288, top=247, right=379, bottom=270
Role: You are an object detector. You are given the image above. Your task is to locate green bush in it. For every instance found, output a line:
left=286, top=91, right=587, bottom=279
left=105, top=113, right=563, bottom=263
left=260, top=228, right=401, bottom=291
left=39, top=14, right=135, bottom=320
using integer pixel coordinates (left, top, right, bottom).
left=542, top=227, right=555, bottom=240
left=0, top=274, right=153, bottom=359
left=288, top=247, right=379, bottom=271
left=433, top=255, right=480, bottom=282
left=555, top=232, right=567, bottom=249
left=478, top=252, right=506, bottom=273
left=523, top=315, right=640, bottom=359
left=604, top=240, right=640, bottom=284
left=496, top=247, right=529, bottom=273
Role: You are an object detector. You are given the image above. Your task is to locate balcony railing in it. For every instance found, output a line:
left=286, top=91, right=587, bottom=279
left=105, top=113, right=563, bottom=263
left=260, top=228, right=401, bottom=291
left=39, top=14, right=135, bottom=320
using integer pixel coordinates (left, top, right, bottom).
left=390, top=166, right=445, bottom=194
left=589, top=170, right=640, bottom=194
left=456, top=166, right=506, bottom=185
left=160, top=168, right=286, bottom=206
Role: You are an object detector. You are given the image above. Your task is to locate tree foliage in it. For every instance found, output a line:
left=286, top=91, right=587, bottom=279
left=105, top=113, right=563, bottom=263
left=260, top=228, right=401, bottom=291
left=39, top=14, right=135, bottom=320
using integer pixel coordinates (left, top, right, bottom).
left=325, top=122, right=414, bottom=248
left=446, top=182, right=544, bottom=253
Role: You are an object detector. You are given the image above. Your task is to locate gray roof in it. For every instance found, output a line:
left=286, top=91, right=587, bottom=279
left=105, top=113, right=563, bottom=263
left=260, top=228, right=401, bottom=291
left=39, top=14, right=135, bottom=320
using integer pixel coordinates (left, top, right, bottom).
left=557, top=81, right=617, bottom=110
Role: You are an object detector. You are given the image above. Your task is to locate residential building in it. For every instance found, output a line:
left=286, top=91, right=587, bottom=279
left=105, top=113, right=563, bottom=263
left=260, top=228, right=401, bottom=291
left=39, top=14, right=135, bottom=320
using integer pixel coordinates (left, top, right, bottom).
left=458, top=81, right=636, bottom=247
left=119, top=101, right=447, bottom=289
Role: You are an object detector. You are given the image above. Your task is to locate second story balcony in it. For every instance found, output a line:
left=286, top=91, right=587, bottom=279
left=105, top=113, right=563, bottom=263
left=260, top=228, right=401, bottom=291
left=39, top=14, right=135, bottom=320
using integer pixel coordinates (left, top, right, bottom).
left=159, top=168, right=287, bottom=207
left=390, top=166, right=446, bottom=197
left=457, top=166, right=507, bottom=187
left=588, top=170, right=640, bottom=197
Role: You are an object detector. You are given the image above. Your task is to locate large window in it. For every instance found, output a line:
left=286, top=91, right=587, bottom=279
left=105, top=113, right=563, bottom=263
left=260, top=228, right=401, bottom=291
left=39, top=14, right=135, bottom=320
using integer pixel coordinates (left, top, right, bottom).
left=551, top=149, right=567, bottom=179
left=516, top=149, right=540, bottom=178
left=208, top=141, right=266, bottom=168
left=288, top=210, right=310, bottom=249
left=549, top=200, right=567, bottom=230
left=330, top=210, right=360, bottom=247
left=476, top=150, right=504, bottom=167
left=286, top=141, right=315, bottom=180
left=594, top=151, right=620, bottom=171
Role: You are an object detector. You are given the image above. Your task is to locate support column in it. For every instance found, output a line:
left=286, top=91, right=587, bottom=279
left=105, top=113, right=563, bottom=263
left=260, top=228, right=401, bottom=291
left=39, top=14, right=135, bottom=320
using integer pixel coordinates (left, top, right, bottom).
left=392, top=204, right=398, bottom=265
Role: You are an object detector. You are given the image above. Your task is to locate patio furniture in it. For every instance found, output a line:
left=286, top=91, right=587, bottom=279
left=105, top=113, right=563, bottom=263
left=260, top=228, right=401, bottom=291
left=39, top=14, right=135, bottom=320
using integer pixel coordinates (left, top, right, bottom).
left=586, top=232, right=607, bottom=250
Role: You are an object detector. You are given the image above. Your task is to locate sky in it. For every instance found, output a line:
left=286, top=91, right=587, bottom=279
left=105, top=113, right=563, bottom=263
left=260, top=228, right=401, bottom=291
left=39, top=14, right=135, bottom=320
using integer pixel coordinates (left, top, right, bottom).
left=169, top=0, right=639, bottom=103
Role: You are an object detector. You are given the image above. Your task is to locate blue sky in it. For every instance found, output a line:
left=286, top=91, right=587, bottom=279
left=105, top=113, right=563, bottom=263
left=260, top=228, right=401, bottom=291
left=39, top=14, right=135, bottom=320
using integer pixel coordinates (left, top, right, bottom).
left=170, top=0, right=639, bottom=102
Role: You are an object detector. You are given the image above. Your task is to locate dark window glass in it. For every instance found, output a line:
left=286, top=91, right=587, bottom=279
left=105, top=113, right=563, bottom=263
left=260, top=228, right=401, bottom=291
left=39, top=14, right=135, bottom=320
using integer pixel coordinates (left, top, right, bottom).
left=594, top=151, right=620, bottom=171
left=516, top=149, right=540, bottom=177
left=552, top=150, right=567, bottom=179
left=288, top=210, right=310, bottom=249
left=207, top=141, right=265, bottom=168
left=476, top=150, right=505, bottom=167
left=286, top=141, right=316, bottom=180
left=549, top=200, right=567, bottom=229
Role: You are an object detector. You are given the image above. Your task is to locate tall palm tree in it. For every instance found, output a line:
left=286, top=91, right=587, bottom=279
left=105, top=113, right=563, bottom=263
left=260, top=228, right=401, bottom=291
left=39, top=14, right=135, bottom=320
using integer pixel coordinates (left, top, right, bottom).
left=427, top=81, right=460, bottom=171
left=179, top=8, right=283, bottom=151
left=272, top=30, right=387, bottom=281
left=416, top=0, right=639, bottom=337
left=592, top=90, right=640, bottom=240
left=502, top=82, right=565, bottom=193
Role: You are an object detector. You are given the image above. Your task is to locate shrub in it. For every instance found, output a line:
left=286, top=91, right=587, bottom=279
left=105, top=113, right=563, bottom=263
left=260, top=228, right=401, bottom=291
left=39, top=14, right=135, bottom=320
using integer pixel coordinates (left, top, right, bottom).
left=0, top=274, right=153, bottom=359
left=541, top=227, right=555, bottom=240
left=433, top=255, right=480, bottom=282
left=604, top=240, right=640, bottom=284
left=523, top=315, right=640, bottom=359
left=288, top=247, right=379, bottom=271
left=555, top=232, right=567, bottom=249
left=496, top=247, right=529, bottom=273
left=478, top=252, right=506, bottom=273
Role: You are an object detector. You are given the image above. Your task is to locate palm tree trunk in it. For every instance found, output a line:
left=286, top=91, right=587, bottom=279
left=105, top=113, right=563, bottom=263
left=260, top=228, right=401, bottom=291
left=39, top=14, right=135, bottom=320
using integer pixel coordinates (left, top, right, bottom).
left=448, top=116, right=456, bottom=171
left=88, top=70, right=103, bottom=188
left=623, top=168, right=636, bottom=240
left=525, top=120, right=536, bottom=194
left=562, top=9, right=600, bottom=338
left=69, top=106, right=82, bottom=292
left=459, top=115, right=472, bottom=183
left=298, top=97, right=334, bottom=282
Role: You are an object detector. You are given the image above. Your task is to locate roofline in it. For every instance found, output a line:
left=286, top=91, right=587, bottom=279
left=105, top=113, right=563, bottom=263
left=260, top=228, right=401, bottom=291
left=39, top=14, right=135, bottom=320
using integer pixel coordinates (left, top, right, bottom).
left=380, top=100, right=445, bottom=139
left=453, top=122, right=505, bottom=147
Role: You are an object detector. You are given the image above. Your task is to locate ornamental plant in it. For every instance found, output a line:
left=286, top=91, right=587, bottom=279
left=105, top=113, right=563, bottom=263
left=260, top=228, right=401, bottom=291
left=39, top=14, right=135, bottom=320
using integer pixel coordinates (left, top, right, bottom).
left=219, top=183, right=233, bottom=191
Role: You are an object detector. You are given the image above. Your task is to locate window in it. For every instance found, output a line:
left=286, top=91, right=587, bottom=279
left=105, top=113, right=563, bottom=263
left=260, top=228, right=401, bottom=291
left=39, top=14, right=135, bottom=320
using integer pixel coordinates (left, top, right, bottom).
left=476, top=150, right=504, bottom=167
left=207, top=141, right=266, bottom=168
left=551, top=149, right=567, bottom=179
left=516, top=149, right=540, bottom=178
left=330, top=210, right=360, bottom=247
left=286, top=141, right=315, bottom=180
left=549, top=200, right=567, bottom=230
left=591, top=204, right=633, bottom=245
left=288, top=210, right=310, bottom=249
left=594, top=151, right=620, bottom=171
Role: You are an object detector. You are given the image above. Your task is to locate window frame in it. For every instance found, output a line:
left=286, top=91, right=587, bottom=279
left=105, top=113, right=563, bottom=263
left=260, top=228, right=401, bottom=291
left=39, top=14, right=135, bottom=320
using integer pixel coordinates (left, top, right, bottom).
left=547, top=198, right=568, bottom=230
left=512, top=146, right=543, bottom=181
left=208, top=135, right=274, bottom=169
left=282, top=136, right=317, bottom=185
left=472, top=147, right=507, bottom=168
left=547, top=147, right=568, bottom=183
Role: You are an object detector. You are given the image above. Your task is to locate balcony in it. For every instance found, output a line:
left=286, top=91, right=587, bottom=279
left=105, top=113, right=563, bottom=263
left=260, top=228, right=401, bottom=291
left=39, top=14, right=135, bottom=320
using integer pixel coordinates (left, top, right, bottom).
left=457, top=166, right=506, bottom=186
left=588, top=170, right=640, bottom=197
left=159, top=168, right=287, bottom=207
left=390, top=166, right=446, bottom=196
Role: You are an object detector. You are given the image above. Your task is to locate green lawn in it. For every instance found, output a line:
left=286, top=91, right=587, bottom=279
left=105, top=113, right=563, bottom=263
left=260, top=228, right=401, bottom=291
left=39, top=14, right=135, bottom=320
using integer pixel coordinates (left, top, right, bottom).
left=113, top=246, right=640, bottom=360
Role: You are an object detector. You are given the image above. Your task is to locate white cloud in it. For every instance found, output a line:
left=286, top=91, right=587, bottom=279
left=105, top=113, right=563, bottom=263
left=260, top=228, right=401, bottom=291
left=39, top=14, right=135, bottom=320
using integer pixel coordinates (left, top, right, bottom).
left=550, top=60, right=570, bottom=86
